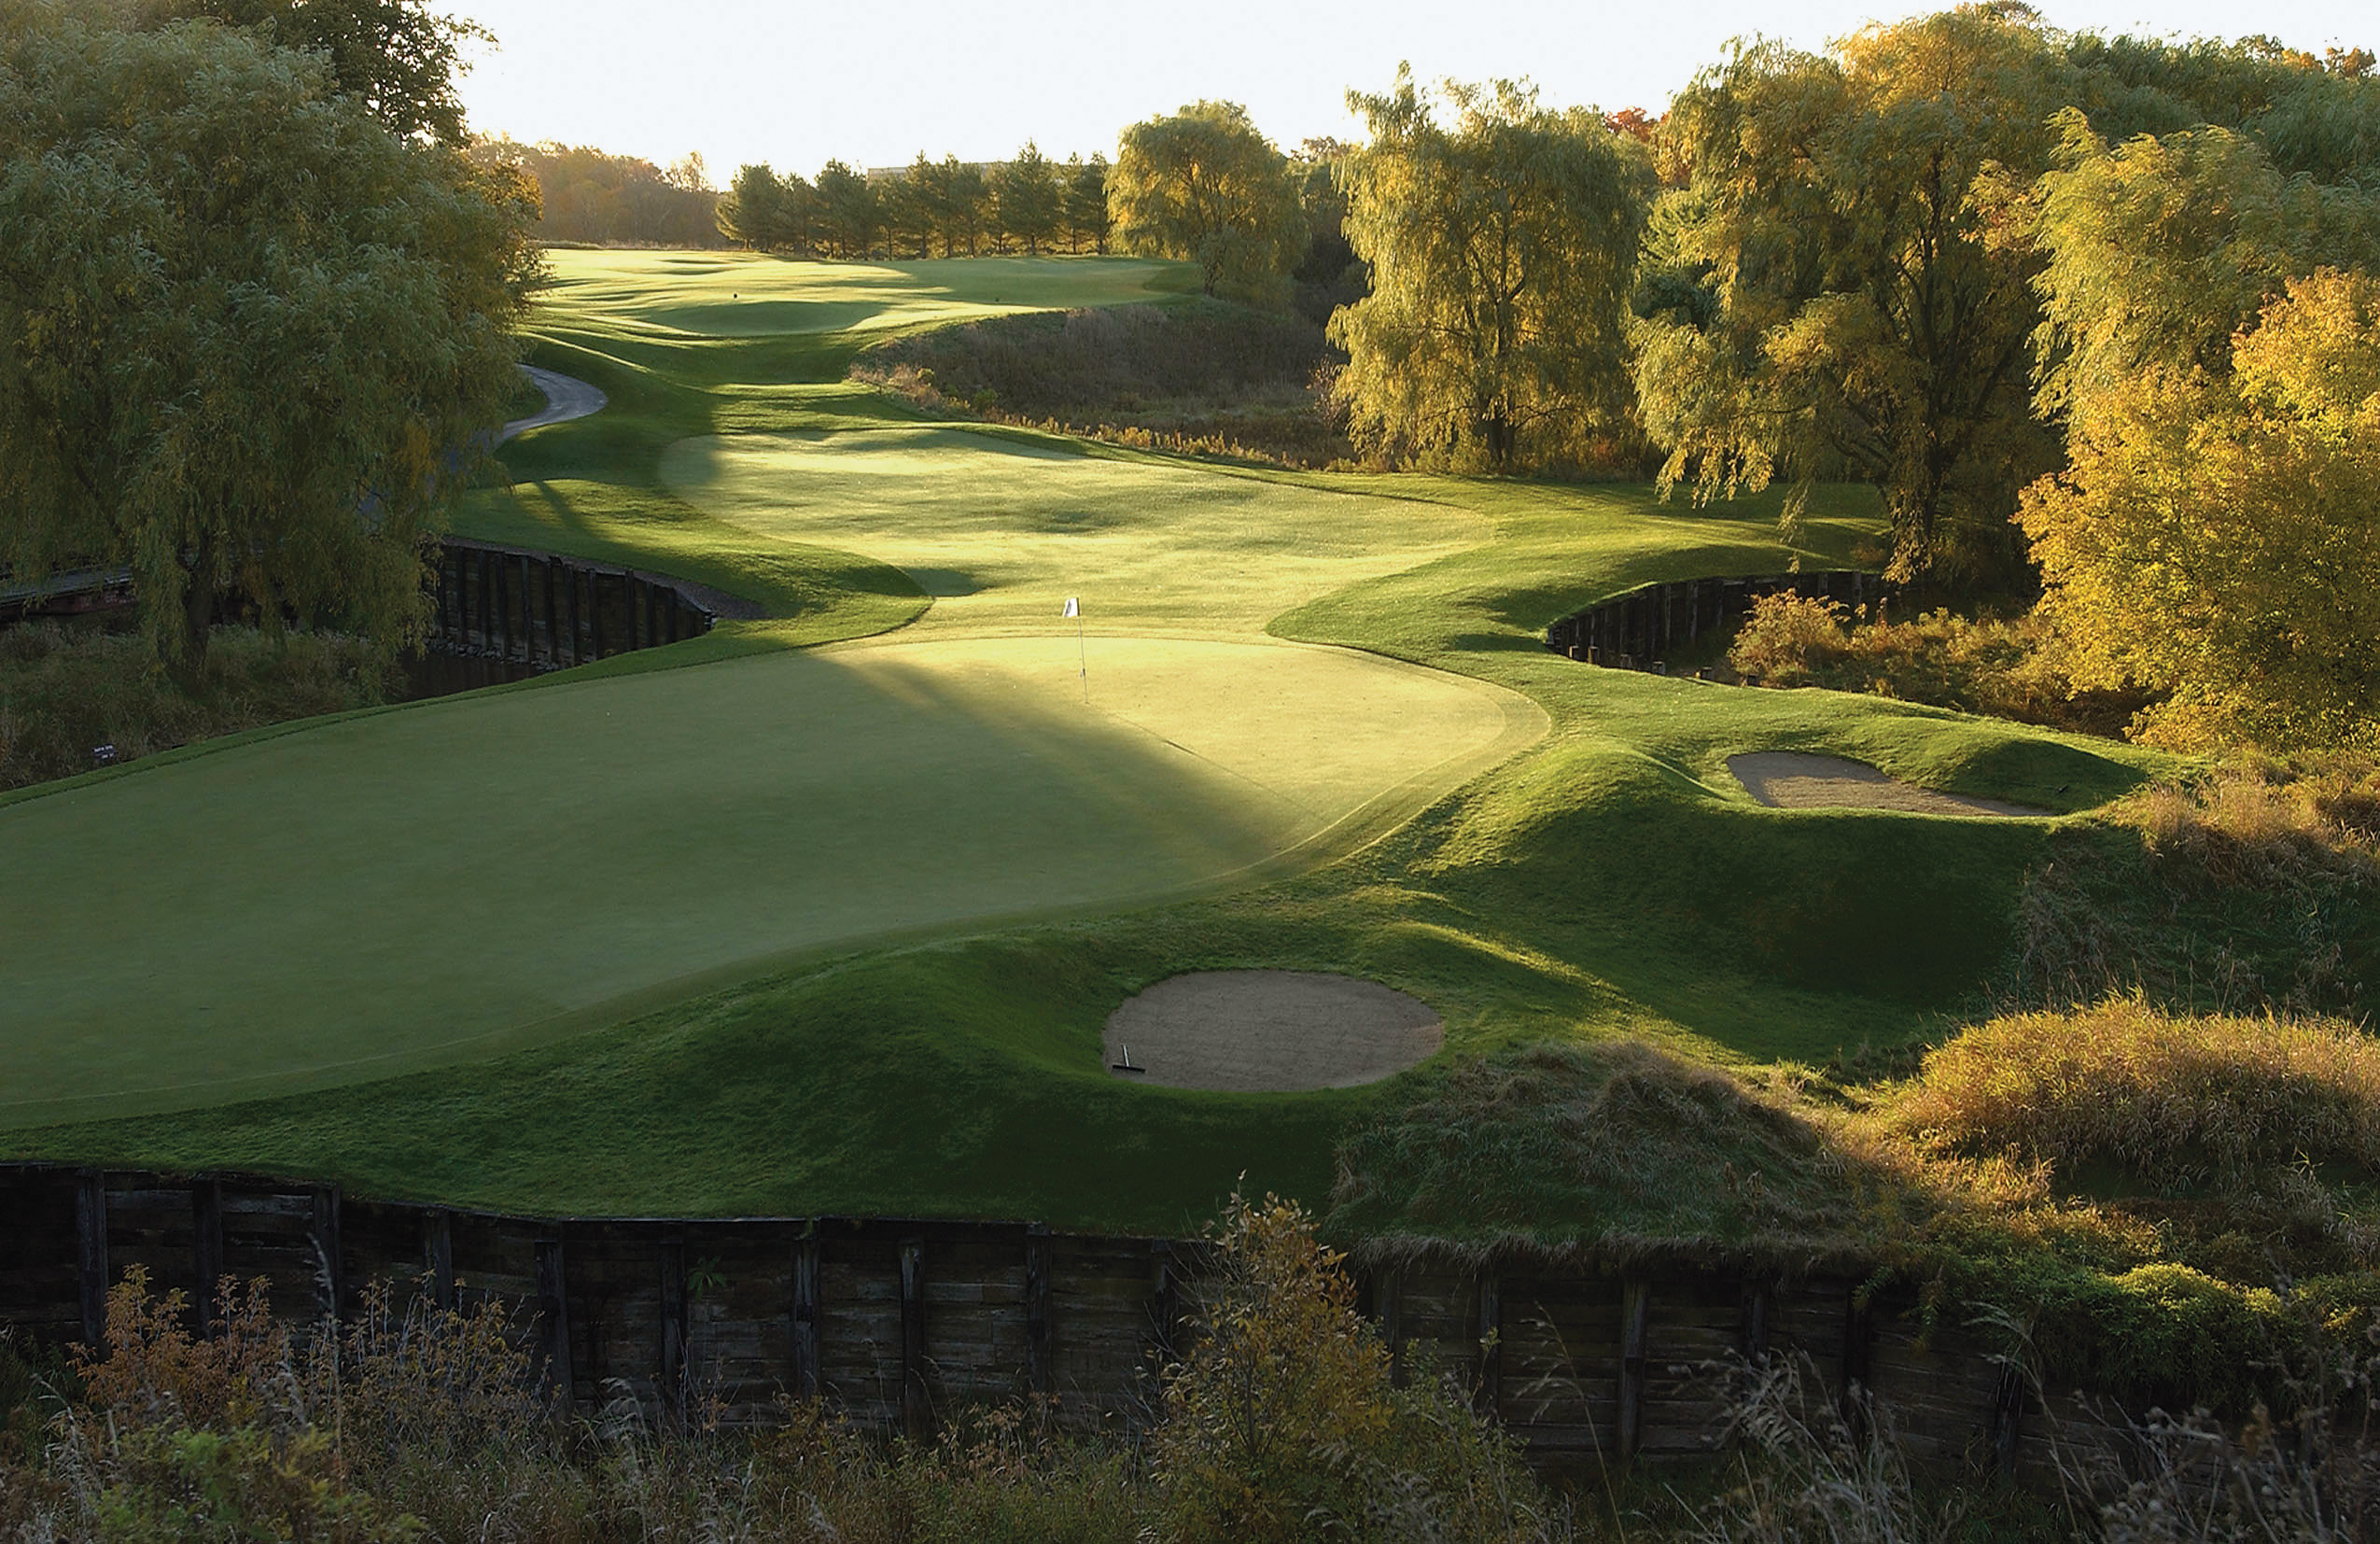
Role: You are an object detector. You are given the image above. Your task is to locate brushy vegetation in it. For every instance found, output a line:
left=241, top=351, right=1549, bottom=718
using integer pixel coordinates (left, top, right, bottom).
left=1726, top=591, right=2149, bottom=738
left=1893, top=999, right=2380, bottom=1183
left=0, top=1200, right=1561, bottom=1542
left=0, top=620, right=396, bottom=792
left=850, top=299, right=1353, bottom=467
left=2008, top=755, right=2380, bottom=1017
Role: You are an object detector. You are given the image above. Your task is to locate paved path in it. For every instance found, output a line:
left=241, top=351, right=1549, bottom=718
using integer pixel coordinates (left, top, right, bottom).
left=497, top=365, right=607, bottom=443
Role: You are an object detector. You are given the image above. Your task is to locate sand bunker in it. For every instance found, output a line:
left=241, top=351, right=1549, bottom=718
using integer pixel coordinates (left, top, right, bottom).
left=1103, top=971, right=1443, bottom=1091
left=1729, top=751, right=2050, bottom=818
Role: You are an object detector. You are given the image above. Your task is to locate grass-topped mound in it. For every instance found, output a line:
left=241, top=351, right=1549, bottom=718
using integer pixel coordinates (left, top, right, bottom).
left=850, top=297, right=1347, bottom=467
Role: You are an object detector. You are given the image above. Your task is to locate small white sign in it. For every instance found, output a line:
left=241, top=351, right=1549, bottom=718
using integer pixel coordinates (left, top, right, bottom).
left=1061, top=597, right=1079, bottom=618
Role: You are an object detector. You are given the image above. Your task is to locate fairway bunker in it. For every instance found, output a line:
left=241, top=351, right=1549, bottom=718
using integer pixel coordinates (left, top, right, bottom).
left=1729, top=752, right=2051, bottom=818
left=1102, top=971, right=1443, bottom=1091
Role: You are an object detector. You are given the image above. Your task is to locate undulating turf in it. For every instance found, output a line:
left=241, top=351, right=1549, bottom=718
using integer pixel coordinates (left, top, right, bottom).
left=0, top=251, right=2170, bottom=1234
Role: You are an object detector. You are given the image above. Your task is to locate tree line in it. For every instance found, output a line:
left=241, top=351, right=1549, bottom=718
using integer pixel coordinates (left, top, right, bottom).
left=717, top=147, right=1112, bottom=260
left=472, top=139, right=721, bottom=248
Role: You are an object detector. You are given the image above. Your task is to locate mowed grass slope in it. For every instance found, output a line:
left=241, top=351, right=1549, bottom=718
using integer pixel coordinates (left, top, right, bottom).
left=1, top=251, right=2165, bottom=1232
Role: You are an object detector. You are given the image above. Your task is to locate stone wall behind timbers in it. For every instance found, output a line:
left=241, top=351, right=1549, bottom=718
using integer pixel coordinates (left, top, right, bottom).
left=0, top=1163, right=2137, bottom=1487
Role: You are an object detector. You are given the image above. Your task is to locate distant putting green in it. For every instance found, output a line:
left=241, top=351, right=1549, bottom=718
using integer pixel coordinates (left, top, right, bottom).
left=0, top=636, right=1532, bottom=1125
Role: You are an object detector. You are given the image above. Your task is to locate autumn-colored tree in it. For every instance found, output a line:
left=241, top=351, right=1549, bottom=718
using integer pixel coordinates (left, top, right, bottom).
left=1634, top=9, right=2076, bottom=583
left=0, top=7, right=539, bottom=675
left=475, top=137, right=719, bottom=246
left=1155, top=1195, right=1554, bottom=1543
left=1330, top=70, right=1650, bottom=470
left=1111, top=101, right=1305, bottom=303
left=2020, top=270, right=2380, bottom=751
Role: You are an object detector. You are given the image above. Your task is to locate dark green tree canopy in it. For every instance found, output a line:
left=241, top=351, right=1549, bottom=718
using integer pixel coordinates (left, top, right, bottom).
left=0, top=7, right=539, bottom=669
left=134, top=0, right=486, bottom=144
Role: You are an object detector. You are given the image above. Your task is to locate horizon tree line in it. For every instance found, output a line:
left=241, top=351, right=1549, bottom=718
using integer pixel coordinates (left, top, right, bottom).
left=717, top=146, right=1113, bottom=260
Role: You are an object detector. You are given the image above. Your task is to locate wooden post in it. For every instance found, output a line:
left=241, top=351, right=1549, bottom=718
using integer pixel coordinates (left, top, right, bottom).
left=659, top=1228, right=688, bottom=1428
left=1618, top=1279, right=1650, bottom=1460
left=645, top=578, right=660, bottom=650
left=475, top=550, right=494, bottom=654
left=493, top=552, right=510, bottom=659
left=309, top=1186, right=343, bottom=1322
left=191, top=1177, right=224, bottom=1335
left=589, top=572, right=606, bottom=660
left=1840, top=1286, right=1872, bottom=1433
left=1741, top=1279, right=1771, bottom=1363
left=1475, top=1273, right=1501, bottom=1419
left=566, top=565, right=582, bottom=666
left=1374, top=1266, right=1406, bottom=1387
left=791, top=1228, right=821, bottom=1399
left=427, top=1208, right=455, bottom=1312
left=536, top=1235, right=573, bottom=1405
left=899, top=1238, right=930, bottom=1441
left=75, top=1170, right=107, bottom=1348
left=1150, top=1241, right=1181, bottom=1364
left=1989, top=1363, right=2025, bottom=1481
left=518, top=554, right=535, bottom=665
left=1025, top=1224, right=1054, bottom=1397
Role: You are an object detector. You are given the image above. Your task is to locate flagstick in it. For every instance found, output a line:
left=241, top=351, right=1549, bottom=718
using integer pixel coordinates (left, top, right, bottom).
left=1076, top=610, right=1088, bottom=704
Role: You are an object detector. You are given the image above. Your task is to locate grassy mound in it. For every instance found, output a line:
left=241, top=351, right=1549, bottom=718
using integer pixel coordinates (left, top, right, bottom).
left=850, top=298, right=1348, bottom=467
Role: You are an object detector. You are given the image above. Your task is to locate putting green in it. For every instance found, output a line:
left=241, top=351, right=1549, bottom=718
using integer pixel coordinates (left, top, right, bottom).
left=659, top=428, right=1490, bottom=636
left=0, top=636, right=1536, bottom=1125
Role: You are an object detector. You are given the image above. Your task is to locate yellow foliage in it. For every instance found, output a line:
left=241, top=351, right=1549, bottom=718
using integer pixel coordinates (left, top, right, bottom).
left=2021, top=271, right=2380, bottom=752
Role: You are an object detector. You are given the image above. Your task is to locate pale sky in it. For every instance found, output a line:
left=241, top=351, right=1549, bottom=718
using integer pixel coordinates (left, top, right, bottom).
left=451, top=1, right=2375, bottom=182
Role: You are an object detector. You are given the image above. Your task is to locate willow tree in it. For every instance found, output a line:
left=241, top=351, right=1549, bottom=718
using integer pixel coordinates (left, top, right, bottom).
left=1110, top=101, right=1304, bottom=303
left=1634, top=9, right=2075, bottom=583
left=1330, top=70, right=1650, bottom=470
left=0, top=7, right=539, bottom=675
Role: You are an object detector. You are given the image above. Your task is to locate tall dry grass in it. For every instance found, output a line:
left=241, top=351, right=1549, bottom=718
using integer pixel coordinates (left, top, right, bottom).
left=1890, top=1000, right=2380, bottom=1182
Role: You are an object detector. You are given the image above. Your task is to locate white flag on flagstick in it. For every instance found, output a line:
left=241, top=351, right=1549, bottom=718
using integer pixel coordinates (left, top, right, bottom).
left=1062, top=597, right=1079, bottom=618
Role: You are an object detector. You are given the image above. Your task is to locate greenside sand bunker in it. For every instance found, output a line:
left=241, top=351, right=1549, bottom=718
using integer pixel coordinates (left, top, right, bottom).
left=1104, top=972, right=1444, bottom=1091
left=1729, top=751, right=2051, bottom=818
left=0, top=636, right=1536, bottom=1125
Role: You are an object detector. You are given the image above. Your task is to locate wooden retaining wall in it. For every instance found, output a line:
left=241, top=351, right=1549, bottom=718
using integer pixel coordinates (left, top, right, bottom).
left=427, top=539, right=715, bottom=671
left=1, top=1163, right=2128, bottom=1483
left=1543, top=570, right=1887, bottom=675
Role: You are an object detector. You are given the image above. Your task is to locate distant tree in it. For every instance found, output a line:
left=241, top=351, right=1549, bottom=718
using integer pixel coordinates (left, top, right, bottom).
left=717, top=161, right=785, bottom=250
left=133, top=0, right=486, bottom=145
left=815, top=160, right=879, bottom=259
left=0, top=8, right=539, bottom=676
left=1633, top=10, right=2077, bottom=583
left=1330, top=71, right=1651, bottom=470
left=1064, top=152, right=1111, bottom=253
left=995, top=140, right=1063, bottom=255
left=664, top=150, right=709, bottom=193
left=943, top=156, right=989, bottom=257
left=2019, top=270, right=2380, bottom=752
left=477, top=138, right=719, bottom=246
left=1289, top=135, right=1363, bottom=322
left=1111, top=100, right=1305, bottom=302
left=881, top=160, right=934, bottom=258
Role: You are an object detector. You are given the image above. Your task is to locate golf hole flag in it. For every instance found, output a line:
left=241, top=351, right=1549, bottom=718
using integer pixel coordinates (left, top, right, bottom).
left=1062, top=597, right=1079, bottom=618
left=1065, top=597, right=1086, bottom=701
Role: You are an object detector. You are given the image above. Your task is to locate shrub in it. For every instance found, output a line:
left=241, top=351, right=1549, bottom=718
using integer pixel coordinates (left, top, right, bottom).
left=1156, top=1193, right=1561, bottom=1542
left=0, top=619, right=396, bottom=791
left=1892, top=999, right=2380, bottom=1183
left=1725, top=592, right=2149, bottom=737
